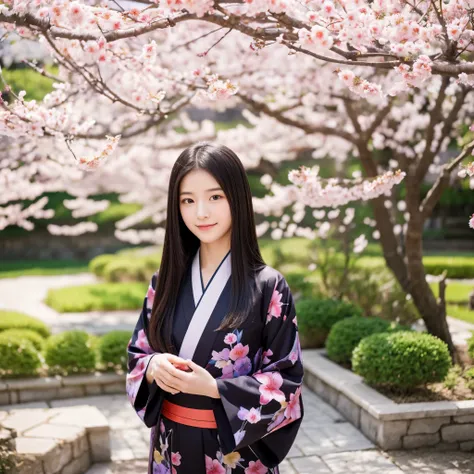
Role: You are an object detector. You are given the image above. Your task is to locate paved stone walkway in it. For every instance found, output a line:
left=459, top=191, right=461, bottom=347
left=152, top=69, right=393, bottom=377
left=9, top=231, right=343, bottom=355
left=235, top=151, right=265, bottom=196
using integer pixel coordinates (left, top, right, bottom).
left=7, top=387, right=473, bottom=474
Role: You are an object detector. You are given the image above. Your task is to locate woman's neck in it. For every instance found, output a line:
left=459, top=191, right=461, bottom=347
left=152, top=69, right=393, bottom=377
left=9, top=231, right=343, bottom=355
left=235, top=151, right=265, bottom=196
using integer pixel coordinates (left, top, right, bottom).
left=199, top=238, right=231, bottom=271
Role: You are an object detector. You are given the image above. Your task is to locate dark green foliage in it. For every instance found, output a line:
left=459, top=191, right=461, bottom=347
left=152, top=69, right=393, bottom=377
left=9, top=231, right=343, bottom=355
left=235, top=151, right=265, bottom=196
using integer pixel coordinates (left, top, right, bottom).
left=296, top=297, right=363, bottom=348
left=352, top=331, right=452, bottom=389
left=326, top=317, right=406, bottom=365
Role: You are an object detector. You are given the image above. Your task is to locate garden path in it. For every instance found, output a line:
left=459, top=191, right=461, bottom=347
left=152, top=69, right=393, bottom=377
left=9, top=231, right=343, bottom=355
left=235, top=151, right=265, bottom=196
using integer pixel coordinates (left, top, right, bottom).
left=4, top=387, right=471, bottom=474
left=1, top=274, right=473, bottom=342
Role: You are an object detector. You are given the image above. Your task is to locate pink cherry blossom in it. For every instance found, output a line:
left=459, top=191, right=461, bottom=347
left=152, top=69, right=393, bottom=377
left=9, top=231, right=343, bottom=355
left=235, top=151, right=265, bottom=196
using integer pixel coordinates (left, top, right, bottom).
left=224, top=333, right=237, bottom=345
left=262, top=349, right=273, bottom=365
left=254, top=372, right=286, bottom=405
left=171, top=452, right=181, bottom=466
left=469, top=214, right=474, bottom=229
left=205, top=455, right=226, bottom=474
left=245, top=460, right=268, bottom=474
left=284, top=387, right=302, bottom=420
left=229, top=343, right=249, bottom=361
left=267, top=290, right=283, bottom=321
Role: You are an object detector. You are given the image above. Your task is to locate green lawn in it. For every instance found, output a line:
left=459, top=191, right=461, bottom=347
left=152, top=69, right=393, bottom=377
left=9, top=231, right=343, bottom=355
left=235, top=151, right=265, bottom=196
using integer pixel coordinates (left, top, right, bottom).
left=0, top=260, right=90, bottom=279
left=430, top=281, right=474, bottom=304
left=447, top=305, right=474, bottom=325
left=45, top=282, right=148, bottom=312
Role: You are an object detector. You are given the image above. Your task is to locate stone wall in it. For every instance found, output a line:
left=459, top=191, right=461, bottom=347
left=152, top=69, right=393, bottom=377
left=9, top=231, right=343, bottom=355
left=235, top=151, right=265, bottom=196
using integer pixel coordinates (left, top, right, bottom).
left=304, top=349, right=474, bottom=452
left=0, top=229, right=134, bottom=260
left=1, top=405, right=110, bottom=474
left=0, top=373, right=125, bottom=406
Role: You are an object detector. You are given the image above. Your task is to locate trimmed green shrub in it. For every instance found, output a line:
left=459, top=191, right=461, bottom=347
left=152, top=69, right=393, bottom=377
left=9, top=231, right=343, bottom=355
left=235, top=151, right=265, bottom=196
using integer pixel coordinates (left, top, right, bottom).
left=102, top=255, right=161, bottom=282
left=285, top=271, right=317, bottom=299
left=296, top=298, right=363, bottom=349
left=89, top=254, right=116, bottom=277
left=326, top=317, right=406, bottom=365
left=0, top=329, right=45, bottom=352
left=45, top=282, right=147, bottom=312
left=44, top=330, right=96, bottom=375
left=98, top=330, right=132, bottom=370
left=352, top=331, right=452, bottom=389
left=0, top=311, right=51, bottom=338
left=468, top=332, right=474, bottom=361
left=0, top=334, right=42, bottom=377
left=423, top=258, right=474, bottom=279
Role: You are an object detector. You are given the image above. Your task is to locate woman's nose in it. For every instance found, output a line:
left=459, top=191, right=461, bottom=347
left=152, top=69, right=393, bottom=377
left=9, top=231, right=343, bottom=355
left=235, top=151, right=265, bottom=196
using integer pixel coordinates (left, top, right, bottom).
left=196, top=200, right=209, bottom=218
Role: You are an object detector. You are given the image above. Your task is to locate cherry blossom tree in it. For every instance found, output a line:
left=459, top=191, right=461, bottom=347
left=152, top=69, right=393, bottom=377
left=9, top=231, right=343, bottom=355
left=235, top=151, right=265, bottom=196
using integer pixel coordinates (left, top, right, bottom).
left=3, top=0, right=474, bottom=354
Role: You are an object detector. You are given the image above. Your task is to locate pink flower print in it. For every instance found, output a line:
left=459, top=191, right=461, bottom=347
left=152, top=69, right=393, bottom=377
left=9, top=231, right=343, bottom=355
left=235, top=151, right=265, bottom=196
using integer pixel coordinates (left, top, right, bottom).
left=254, top=372, right=285, bottom=405
left=238, top=406, right=249, bottom=421
left=205, top=455, right=226, bottom=474
left=267, top=290, right=282, bottom=322
left=171, top=452, right=181, bottom=466
left=212, top=348, right=230, bottom=361
left=224, top=333, right=237, bottom=345
left=262, top=349, right=273, bottom=365
left=135, top=329, right=151, bottom=353
left=245, top=460, right=268, bottom=474
left=246, top=407, right=261, bottom=424
left=293, top=316, right=298, bottom=327
left=284, top=387, right=302, bottom=420
left=289, top=350, right=298, bottom=364
left=229, top=343, right=249, bottom=361
left=146, top=285, right=155, bottom=310
left=221, top=363, right=234, bottom=379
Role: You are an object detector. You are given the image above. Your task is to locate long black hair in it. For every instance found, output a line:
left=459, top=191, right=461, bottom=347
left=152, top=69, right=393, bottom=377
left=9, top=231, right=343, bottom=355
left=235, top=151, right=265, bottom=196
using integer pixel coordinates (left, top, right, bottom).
left=148, top=142, right=266, bottom=354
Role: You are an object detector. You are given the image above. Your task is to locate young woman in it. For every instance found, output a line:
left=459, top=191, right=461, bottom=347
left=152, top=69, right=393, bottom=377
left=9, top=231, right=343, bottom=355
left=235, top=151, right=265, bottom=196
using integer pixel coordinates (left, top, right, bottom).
left=126, top=142, right=304, bottom=474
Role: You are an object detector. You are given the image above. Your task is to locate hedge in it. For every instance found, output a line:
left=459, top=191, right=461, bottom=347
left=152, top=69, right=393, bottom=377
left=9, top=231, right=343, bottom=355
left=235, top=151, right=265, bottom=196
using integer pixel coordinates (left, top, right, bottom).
left=0, top=329, right=45, bottom=352
left=0, top=311, right=51, bottom=338
left=468, top=332, right=474, bottom=361
left=295, top=297, right=363, bottom=348
left=326, top=317, right=406, bottom=365
left=0, top=334, right=42, bottom=378
left=44, top=330, right=96, bottom=375
left=352, top=331, right=452, bottom=389
left=98, top=330, right=132, bottom=370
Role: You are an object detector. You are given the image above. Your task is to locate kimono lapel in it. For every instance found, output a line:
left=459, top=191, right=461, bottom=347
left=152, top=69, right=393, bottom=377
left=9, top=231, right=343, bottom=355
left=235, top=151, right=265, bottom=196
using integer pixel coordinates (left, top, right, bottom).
left=179, top=247, right=231, bottom=361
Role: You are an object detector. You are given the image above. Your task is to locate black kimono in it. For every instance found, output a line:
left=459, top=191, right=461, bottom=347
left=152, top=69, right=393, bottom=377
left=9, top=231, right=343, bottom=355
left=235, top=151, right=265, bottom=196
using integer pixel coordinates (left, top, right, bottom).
left=126, top=248, right=304, bottom=474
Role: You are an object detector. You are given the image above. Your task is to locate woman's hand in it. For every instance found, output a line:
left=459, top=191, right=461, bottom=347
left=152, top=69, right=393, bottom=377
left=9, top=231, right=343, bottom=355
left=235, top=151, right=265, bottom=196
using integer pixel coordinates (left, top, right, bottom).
left=146, top=353, right=189, bottom=395
left=172, top=360, right=220, bottom=399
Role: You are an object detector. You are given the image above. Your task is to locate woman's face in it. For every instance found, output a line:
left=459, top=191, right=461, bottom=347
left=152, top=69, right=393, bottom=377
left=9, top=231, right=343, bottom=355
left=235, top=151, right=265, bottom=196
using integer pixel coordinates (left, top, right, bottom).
left=179, top=169, right=232, bottom=245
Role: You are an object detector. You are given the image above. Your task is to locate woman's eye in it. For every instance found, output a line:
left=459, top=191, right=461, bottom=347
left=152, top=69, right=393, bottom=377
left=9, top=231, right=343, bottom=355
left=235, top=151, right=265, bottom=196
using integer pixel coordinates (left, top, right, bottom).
left=182, top=198, right=193, bottom=204
left=210, top=195, right=222, bottom=201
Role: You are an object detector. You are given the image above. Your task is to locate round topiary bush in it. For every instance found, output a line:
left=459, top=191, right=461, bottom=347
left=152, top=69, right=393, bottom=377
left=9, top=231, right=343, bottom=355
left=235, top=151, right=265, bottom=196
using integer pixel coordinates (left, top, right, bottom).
left=295, top=298, right=363, bottom=349
left=352, top=331, right=452, bottom=390
left=0, top=334, right=42, bottom=378
left=0, top=311, right=51, bottom=338
left=0, top=329, right=45, bottom=352
left=98, top=330, right=132, bottom=370
left=326, top=316, right=406, bottom=366
left=45, top=330, right=96, bottom=375
left=89, top=254, right=116, bottom=277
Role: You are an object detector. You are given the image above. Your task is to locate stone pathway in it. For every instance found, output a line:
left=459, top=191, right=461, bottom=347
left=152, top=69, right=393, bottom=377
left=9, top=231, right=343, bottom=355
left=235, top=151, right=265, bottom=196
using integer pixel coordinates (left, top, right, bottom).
left=4, top=387, right=473, bottom=474
left=0, top=274, right=137, bottom=334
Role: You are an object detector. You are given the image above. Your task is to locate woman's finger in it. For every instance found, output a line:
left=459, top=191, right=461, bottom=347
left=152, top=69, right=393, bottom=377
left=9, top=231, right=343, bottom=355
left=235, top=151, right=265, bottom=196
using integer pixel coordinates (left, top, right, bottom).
left=155, top=377, right=180, bottom=395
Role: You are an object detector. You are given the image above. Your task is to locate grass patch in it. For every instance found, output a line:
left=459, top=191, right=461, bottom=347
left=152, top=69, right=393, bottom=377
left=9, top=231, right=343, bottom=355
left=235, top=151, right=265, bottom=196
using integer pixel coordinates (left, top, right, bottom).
left=430, top=281, right=474, bottom=304
left=0, top=260, right=90, bottom=279
left=446, top=305, right=474, bottom=325
left=45, top=282, right=148, bottom=312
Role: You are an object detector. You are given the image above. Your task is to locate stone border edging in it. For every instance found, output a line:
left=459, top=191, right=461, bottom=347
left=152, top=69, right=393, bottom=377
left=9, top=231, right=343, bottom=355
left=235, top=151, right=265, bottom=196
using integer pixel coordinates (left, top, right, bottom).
left=303, top=349, right=474, bottom=451
left=0, top=373, right=125, bottom=405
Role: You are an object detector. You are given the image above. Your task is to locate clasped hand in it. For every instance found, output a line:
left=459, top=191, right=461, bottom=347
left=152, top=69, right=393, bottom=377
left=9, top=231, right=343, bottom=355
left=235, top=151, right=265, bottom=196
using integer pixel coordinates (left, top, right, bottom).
left=146, top=353, right=219, bottom=398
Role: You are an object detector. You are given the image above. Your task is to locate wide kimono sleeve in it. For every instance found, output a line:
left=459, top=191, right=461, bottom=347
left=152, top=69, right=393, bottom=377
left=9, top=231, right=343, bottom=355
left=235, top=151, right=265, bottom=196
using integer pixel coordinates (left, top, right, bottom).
left=213, top=273, right=304, bottom=467
left=126, top=272, right=164, bottom=428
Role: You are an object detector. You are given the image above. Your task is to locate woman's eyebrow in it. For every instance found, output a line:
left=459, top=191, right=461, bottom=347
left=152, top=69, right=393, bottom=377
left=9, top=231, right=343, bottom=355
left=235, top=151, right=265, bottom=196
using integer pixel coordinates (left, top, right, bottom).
left=180, top=187, right=223, bottom=195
